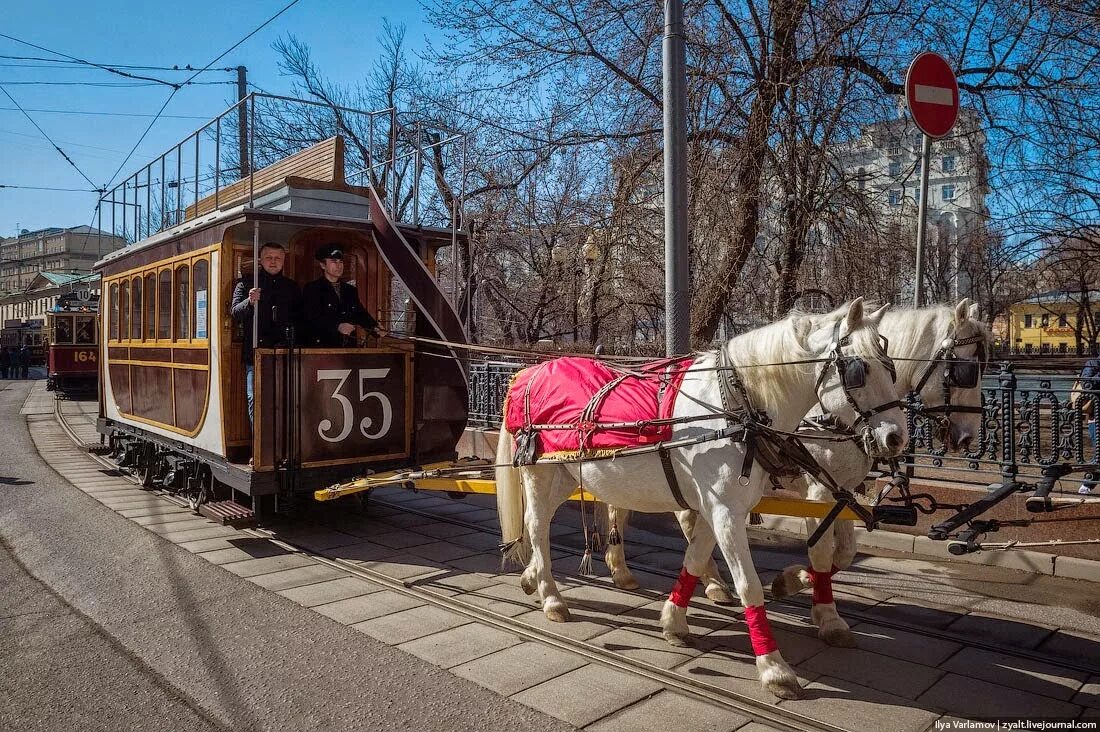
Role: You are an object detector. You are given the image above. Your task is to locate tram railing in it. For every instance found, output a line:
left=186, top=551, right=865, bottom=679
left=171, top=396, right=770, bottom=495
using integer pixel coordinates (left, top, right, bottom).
left=467, top=359, right=1100, bottom=489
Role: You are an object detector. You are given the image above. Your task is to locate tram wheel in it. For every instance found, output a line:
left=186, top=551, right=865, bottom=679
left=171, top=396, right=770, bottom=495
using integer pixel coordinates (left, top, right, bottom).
left=185, top=471, right=210, bottom=512
left=138, top=446, right=158, bottom=489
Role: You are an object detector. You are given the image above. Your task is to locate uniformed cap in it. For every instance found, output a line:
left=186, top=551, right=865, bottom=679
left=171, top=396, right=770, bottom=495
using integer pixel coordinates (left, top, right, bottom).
left=315, top=244, right=344, bottom=261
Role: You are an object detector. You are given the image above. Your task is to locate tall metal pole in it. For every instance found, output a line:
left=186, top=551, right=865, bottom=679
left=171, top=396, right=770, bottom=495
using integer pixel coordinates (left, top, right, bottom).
left=663, top=0, right=690, bottom=356
left=913, top=134, right=931, bottom=307
left=252, top=220, right=260, bottom=350
left=237, top=66, right=250, bottom=179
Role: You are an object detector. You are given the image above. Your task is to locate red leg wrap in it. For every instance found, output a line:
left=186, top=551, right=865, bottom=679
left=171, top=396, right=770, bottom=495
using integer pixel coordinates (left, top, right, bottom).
left=808, top=565, right=837, bottom=605
left=743, top=604, right=778, bottom=656
left=668, top=567, right=698, bottom=608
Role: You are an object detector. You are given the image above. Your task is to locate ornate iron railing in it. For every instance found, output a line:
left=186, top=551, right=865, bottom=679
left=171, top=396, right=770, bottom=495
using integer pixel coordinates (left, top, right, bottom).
left=468, top=358, right=1100, bottom=486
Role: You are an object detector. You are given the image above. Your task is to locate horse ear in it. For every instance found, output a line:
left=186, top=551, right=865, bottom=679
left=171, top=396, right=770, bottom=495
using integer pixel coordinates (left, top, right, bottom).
left=954, top=298, right=972, bottom=324
left=845, top=297, right=865, bottom=330
left=968, top=302, right=980, bottom=321
left=867, top=303, right=890, bottom=324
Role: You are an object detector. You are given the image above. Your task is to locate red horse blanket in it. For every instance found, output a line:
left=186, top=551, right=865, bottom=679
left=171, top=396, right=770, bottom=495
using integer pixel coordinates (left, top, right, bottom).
left=504, top=356, right=695, bottom=460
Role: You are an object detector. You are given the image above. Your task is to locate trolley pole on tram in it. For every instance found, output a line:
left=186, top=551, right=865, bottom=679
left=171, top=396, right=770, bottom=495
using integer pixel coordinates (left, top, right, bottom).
left=663, top=0, right=690, bottom=356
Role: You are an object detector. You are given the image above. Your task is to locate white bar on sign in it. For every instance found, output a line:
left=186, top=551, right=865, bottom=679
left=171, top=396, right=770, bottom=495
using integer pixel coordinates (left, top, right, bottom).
left=914, top=84, right=954, bottom=106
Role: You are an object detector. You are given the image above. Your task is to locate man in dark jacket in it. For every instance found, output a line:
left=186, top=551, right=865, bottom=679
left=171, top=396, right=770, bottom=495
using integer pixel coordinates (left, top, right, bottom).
left=18, top=344, right=30, bottom=379
left=230, top=242, right=301, bottom=427
left=301, top=244, right=385, bottom=347
left=0, top=346, right=9, bottom=379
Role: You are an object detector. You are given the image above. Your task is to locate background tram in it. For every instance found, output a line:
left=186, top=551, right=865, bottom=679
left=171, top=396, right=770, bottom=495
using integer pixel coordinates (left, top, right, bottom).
left=1, top=319, right=45, bottom=365
left=95, top=127, right=469, bottom=521
left=46, top=292, right=100, bottom=393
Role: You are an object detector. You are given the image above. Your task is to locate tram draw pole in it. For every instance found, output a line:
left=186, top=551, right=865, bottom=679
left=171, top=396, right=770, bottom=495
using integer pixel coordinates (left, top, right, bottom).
left=252, top=220, right=260, bottom=350
left=663, top=0, right=690, bottom=356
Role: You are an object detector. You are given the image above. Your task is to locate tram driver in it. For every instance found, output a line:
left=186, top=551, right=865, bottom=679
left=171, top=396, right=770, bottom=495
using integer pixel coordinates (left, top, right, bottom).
left=230, top=242, right=302, bottom=427
left=301, top=244, right=387, bottom=347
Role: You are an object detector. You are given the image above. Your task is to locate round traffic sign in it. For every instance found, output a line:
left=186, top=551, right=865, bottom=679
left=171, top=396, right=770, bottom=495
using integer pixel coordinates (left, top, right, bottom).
left=905, top=52, right=959, bottom=138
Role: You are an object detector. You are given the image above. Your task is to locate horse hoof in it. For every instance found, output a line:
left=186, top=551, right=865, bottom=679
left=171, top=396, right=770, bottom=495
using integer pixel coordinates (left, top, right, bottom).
left=765, top=677, right=804, bottom=700
left=820, top=626, right=858, bottom=648
left=770, top=566, right=810, bottom=599
left=705, top=584, right=735, bottom=604
left=611, top=573, right=641, bottom=591
left=662, top=632, right=693, bottom=648
left=520, top=575, right=537, bottom=595
left=545, top=605, right=572, bottom=623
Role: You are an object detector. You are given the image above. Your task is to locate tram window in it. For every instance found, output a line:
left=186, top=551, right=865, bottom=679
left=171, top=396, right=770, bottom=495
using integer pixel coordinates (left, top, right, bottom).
left=55, top=316, right=73, bottom=345
left=75, top=316, right=95, bottom=345
left=109, top=283, right=119, bottom=341
left=158, top=270, right=172, bottom=339
left=175, top=264, right=190, bottom=341
left=144, top=273, right=156, bottom=340
left=131, top=276, right=143, bottom=340
left=119, top=280, right=129, bottom=344
left=193, top=259, right=209, bottom=339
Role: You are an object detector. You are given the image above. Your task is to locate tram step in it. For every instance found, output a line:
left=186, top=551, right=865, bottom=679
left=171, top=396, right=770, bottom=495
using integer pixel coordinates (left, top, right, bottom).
left=199, top=500, right=257, bottom=529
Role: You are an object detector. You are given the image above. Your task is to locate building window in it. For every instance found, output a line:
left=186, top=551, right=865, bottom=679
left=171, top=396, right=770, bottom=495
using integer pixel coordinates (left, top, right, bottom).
left=888, top=189, right=901, bottom=206
left=144, top=273, right=156, bottom=340
left=1058, top=313, right=1068, bottom=327
left=1041, top=313, right=1050, bottom=327
left=942, top=184, right=956, bottom=201
left=1024, top=314, right=1033, bottom=328
left=158, top=270, right=172, bottom=340
left=1041, top=343, right=1051, bottom=354
left=942, top=155, right=956, bottom=172
left=888, top=161, right=901, bottom=178
left=174, top=264, right=190, bottom=341
left=1059, top=342, right=1068, bottom=354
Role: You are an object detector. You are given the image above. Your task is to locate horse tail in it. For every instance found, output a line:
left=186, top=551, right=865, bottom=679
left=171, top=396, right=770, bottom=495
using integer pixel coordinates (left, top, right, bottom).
left=496, top=427, right=530, bottom=566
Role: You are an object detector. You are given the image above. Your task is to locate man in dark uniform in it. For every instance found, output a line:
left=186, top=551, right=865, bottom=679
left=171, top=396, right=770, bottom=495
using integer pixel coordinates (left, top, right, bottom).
left=230, top=242, right=301, bottom=427
left=301, top=244, right=386, bottom=347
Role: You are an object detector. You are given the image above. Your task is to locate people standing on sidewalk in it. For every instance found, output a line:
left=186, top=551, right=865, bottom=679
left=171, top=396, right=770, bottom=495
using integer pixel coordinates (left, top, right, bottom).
left=0, top=346, right=9, bottom=379
left=18, top=344, right=30, bottom=379
left=1076, top=358, right=1099, bottom=494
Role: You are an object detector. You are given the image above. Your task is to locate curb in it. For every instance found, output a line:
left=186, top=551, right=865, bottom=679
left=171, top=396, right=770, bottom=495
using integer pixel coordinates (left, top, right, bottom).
left=753, top=514, right=1100, bottom=583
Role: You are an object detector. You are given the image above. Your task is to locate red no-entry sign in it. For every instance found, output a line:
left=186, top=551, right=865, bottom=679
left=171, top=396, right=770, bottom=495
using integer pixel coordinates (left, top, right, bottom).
left=905, top=52, right=959, bottom=139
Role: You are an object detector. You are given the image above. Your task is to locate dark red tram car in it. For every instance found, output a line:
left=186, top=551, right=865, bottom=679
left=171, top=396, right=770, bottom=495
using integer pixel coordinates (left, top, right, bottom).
left=94, top=113, right=469, bottom=520
left=46, top=293, right=100, bottom=392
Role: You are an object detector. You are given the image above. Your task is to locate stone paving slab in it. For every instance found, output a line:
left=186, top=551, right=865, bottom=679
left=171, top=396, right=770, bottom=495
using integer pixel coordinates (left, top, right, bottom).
left=354, top=604, right=472, bottom=645
left=248, top=563, right=349, bottom=592
left=588, top=627, right=704, bottom=669
left=940, top=647, right=1089, bottom=702
left=943, top=610, right=1057, bottom=650
left=514, top=608, right=618, bottom=642
left=672, top=651, right=820, bottom=707
left=585, top=690, right=751, bottom=732
left=419, top=570, right=500, bottom=595
left=458, top=582, right=544, bottom=618
left=618, top=600, right=740, bottom=641
left=130, top=511, right=208, bottom=528
left=357, top=556, right=447, bottom=582
left=378, top=512, right=441, bottom=529
left=117, top=505, right=193, bottom=518
left=511, top=662, right=663, bottom=728
left=145, top=518, right=216, bottom=535
left=917, top=673, right=1082, bottom=719
left=265, top=525, right=362, bottom=551
left=406, top=540, right=481, bottom=564
left=398, top=622, right=522, bottom=668
left=846, top=621, right=962, bottom=667
left=314, top=589, right=425, bottom=624
left=414, top=521, right=480, bottom=540
left=326, top=540, right=401, bottom=564
left=1037, top=628, right=1100, bottom=668
left=799, top=646, right=945, bottom=700
left=277, top=576, right=382, bottom=607
left=157, top=525, right=240, bottom=544
left=450, top=641, right=587, bottom=697
left=703, top=625, right=827, bottom=667
left=368, top=529, right=437, bottom=550
left=863, top=595, right=969, bottom=629
left=177, top=536, right=254, bottom=554
left=560, top=582, right=660, bottom=616
left=780, top=675, right=942, bottom=732
left=1075, top=677, right=1100, bottom=710
left=221, top=553, right=316, bottom=578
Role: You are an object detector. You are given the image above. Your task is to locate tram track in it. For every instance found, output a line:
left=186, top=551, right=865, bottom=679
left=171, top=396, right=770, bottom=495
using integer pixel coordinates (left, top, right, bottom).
left=53, top=400, right=1096, bottom=727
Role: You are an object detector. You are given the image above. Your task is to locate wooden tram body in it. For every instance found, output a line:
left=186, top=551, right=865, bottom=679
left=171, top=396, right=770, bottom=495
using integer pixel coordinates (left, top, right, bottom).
left=46, top=293, right=100, bottom=392
left=95, top=135, right=469, bottom=517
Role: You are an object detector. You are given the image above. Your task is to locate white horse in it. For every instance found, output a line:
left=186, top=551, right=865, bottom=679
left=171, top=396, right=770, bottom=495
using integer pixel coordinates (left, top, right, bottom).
left=495, top=299, right=908, bottom=699
left=603, top=299, right=990, bottom=648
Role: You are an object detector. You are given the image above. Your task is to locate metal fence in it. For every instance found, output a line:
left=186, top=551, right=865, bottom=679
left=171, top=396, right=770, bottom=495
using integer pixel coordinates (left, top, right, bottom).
left=467, top=358, right=1100, bottom=487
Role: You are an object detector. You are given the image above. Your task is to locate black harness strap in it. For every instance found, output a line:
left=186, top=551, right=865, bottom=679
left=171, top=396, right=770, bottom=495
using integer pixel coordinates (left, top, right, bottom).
left=658, top=444, right=692, bottom=510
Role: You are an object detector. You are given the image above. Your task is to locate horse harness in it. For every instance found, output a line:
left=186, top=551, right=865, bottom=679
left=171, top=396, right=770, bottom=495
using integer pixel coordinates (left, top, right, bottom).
left=911, top=330, right=987, bottom=420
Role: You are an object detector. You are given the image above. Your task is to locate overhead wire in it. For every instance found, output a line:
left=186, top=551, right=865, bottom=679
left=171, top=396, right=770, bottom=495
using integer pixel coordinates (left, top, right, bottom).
left=0, top=183, right=102, bottom=192
left=103, top=0, right=307, bottom=192
left=0, top=85, right=100, bottom=191
left=0, top=106, right=209, bottom=119
left=0, top=53, right=236, bottom=73
left=0, top=32, right=182, bottom=89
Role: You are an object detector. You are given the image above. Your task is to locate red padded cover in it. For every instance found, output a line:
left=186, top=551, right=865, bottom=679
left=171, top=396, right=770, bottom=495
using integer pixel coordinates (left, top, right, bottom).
left=504, top=356, right=694, bottom=459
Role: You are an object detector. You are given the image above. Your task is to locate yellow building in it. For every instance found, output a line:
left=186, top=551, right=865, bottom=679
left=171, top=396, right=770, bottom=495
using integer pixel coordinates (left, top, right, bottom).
left=1001, top=291, right=1100, bottom=355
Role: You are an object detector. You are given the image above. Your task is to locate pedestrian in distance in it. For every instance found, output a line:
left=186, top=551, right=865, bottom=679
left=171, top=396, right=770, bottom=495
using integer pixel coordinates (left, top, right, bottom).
left=230, top=242, right=302, bottom=428
left=1075, top=357, right=1099, bottom=494
left=301, top=244, right=387, bottom=348
left=0, top=345, right=9, bottom=379
left=18, top=343, right=30, bottom=379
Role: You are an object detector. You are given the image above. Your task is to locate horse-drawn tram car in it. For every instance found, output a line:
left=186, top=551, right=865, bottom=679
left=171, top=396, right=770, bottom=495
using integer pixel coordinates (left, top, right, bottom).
left=95, top=95, right=469, bottom=520
left=46, top=291, right=100, bottom=394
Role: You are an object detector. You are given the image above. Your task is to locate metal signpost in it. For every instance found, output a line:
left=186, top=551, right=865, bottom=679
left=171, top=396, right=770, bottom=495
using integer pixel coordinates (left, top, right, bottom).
left=663, top=0, right=689, bottom=356
left=905, top=52, right=960, bottom=307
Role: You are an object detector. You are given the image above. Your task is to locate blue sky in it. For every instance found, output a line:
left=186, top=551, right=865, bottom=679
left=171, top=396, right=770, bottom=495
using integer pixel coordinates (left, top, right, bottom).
left=0, top=0, right=431, bottom=236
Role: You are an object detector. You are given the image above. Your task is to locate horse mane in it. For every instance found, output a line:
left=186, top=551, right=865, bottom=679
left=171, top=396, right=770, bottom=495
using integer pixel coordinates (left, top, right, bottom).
left=878, top=304, right=993, bottom=389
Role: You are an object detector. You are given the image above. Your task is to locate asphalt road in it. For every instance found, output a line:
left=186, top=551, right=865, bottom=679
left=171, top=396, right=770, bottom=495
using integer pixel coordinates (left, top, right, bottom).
left=0, top=380, right=577, bottom=732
